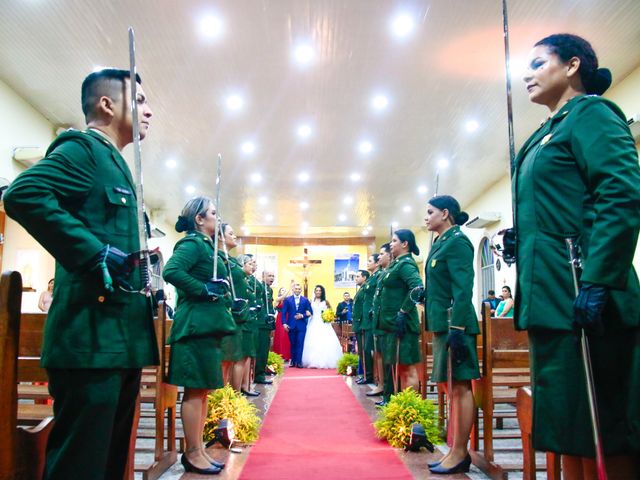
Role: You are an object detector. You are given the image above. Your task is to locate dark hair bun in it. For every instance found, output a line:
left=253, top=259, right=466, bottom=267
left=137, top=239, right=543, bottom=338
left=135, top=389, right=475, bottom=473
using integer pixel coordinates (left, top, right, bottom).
left=175, top=215, right=190, bottom=233
left=455, top=211, right=470, bottom=226
left=586, top=68, right=612, bottom=95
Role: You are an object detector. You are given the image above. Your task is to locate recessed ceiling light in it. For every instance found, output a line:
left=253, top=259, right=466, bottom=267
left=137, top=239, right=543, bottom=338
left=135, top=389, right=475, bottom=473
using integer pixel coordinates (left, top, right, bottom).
left=299, top=201, right=309, bottom=210
left=366, top=225, right=372, bottom=230
left=338, top=213, right=347, bottom=222
left=297, top=124, right=312, bottom=138
left=225, top=94, right=244, bottom=111
left=199, top=14, right=224, bottom=39
left=294, top=44, right=315, bottom=65
left=362, top=229, right=369, bottom=236
left=437, top=158, right=449, bottom=170
left=265, top=214, right=274, bottom=222
left=350, top=172, right=361, bottom=182
left=185, top=185, right=196, bottom=194
left=358, top=141, right=373, bottom=154
left=241, top=141, right=256, bottom=154
left=403, top=205, right=412, bottom=213
left=165, top=158, right=177, bottom=169
left=258, top=196, right=268, bottom=205
left=242, top=226, right=251, bottom=235
left=250, top=173, right=262, bottom=184
left=391, top=14, right=415, bottom=38
left=391, top=221, right=399, bottom=228
left=343, top=196, right=354, bottom=205
left=298, top=172, right=310, bottom=183
left=417, top=185, right=428, bottom=194
left=371, top=94, right=389, bottom=111
left=301, top=221, right=309, bottom=228
left=465, top=120, right=479, bottom=133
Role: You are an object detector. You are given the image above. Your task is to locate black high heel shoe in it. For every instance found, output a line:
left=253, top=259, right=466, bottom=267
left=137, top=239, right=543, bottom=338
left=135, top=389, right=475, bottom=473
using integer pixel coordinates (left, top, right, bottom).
left=428, top=454, right=471, bottom=474
left=427, top=459, right=442, bottom=468
left=181, top=454, right=221, bottom=475
left=210, top=459, right=225, bottom=469
left=241, top=389, right=260, bottom=397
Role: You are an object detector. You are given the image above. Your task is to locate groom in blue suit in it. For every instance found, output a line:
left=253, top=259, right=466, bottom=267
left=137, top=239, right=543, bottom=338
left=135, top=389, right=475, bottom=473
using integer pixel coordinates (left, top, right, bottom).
left=282, top=283, right=313, bottom=367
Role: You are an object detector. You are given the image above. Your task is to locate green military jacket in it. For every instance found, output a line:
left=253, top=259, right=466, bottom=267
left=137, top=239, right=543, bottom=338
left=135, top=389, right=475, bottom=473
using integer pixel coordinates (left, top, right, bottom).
left=513, top=95, right=640, bottom=331
left=379, top=253, right=424, bottom=333
left=425, top=226, right=479, bottom=333
left=3, top=129, right=158, bottom=368
left=163, top=231, right=235, bottom=342
left=352, top=283, right=365, bottom=333
left=370, top=269, right=385, bottom=334
left=225, top=256, right=251, bottom=327
left=360, top=270, right=378, bottom=332
left=257, top=281, right=275, bottom=330
left=243, top=273, right=258, bottom=332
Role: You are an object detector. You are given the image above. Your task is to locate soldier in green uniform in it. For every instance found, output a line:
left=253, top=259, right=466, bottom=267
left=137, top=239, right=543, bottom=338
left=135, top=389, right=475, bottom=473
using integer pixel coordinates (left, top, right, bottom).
left=3, top=68, right=158, bottom=480
left=514, top=34, right=640, bottom=478
left=358, top=254, right=380, bottom=386
left=238, top=254, right=260, bottom=396
left=255, top=270, right=276, bottom=385
left=369, top=246, right=391, bottom=402
left=163, top=197, right=235, bottom=475
left=352, top=269, right=370, bottom=384
left=424, top=195, right=478, bottom=475
left=380, top=230, right=424, bottom=397
left=218, top=224, right=244, bottom=390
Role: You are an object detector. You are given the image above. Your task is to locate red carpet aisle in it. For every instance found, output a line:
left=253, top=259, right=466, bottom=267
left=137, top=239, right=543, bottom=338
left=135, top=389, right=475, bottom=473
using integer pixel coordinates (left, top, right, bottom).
left=239, top=368, right=413, bottom=480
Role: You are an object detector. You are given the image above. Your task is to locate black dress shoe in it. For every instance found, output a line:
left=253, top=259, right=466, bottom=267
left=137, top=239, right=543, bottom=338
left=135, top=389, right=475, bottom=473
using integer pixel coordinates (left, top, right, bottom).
left=366, top=390, right=383, bottom=397
left=427, top=460, right=442, bottom=468
left=181, top=454, right=221, bottom=475
left=374, top=400, right=387, bottom=407
left=428, top=454, right=471, bottom=474
left=241, top=389, right=261, bottom=397
left=255, top=379, right=273, bottom=385
left=355, top=378, right=367, bottom=384
left=210, top=459, right=225, bottom=469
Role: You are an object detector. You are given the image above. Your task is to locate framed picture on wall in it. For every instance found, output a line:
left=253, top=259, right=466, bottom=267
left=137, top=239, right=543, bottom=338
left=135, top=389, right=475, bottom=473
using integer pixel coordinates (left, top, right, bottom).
left=334, top=254, right=359, bottom=288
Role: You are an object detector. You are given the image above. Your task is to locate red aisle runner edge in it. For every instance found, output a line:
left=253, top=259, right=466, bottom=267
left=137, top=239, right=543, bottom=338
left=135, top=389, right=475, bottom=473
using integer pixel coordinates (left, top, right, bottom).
left=239, top=367, right=413, bottom=480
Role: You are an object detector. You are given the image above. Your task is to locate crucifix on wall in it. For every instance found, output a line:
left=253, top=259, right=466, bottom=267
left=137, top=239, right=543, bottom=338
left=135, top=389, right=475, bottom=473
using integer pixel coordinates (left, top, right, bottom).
left=289, top=247, right=321, bottom=297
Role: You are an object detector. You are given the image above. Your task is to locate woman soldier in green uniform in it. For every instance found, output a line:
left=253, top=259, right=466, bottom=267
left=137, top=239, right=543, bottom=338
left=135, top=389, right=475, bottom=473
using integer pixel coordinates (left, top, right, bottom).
left=514, top=34, right=640, bottom=478
left=218, top=224, right=245, bottom=390
left=163, top=197, right=236, bottom=475
left=238, top=254, right=260, bottom=396
left=379, top=230, right=424, bottom=399
left=369, top=245, right=391, bottom=402
left=424, top=195, right=479, bottom=475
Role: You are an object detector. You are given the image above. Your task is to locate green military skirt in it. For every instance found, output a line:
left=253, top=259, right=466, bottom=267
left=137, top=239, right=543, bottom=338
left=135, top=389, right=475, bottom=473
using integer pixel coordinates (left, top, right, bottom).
left=382, top=332, right=420, bottom=366
left=431, top=332, right=480, bottom=383
left=529, top=328, right=640, bottom=457
left=241, top=329, right=257, bottom=358
left=168, top=335, right=223, bottom=389
left=221, top=330, right=243, bottom=362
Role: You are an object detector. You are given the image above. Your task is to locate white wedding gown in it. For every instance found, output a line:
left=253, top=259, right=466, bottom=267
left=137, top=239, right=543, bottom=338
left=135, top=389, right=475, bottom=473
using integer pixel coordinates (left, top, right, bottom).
left=301, top=300, right=344, bottom=369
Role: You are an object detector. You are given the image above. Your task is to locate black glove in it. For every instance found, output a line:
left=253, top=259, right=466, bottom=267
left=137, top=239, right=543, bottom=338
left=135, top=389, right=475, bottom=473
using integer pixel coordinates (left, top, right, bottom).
left=200, top=279, right=229, bottom=301
left=266, top=313, right=276, bottom=328
left=446, top=327, right=468, bottom=366
left=231, top=298, right=249, bottom=315
left=502, top=228, right=516, bottom=265
left=410, top=286, right=425, bottom=304
left=573, top=283, right=608, bottom=336
left=89, top=244, right=134, bottom=292
left=395, top=311, right=409, bottom=339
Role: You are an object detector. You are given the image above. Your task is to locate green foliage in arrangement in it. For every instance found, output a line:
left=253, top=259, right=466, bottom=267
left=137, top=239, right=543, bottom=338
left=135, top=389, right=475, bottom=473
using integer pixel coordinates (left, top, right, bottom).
left=337, top=352, right=359, bottom=375
left=267, top=351, right=284, bottom=375
left=374, top=388, right=442, bottom=448
left=204, top=385, right=261, bottom=444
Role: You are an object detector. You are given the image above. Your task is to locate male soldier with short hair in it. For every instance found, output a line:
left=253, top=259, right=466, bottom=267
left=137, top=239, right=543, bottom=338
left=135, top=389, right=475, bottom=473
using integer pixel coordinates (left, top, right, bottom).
left=4, top=68, right=158, bottom=480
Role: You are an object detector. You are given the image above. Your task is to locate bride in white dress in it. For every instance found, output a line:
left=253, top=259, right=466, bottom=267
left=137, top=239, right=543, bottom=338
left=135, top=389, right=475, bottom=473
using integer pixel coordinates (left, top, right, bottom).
left=302, top=285, right=344, bottom=369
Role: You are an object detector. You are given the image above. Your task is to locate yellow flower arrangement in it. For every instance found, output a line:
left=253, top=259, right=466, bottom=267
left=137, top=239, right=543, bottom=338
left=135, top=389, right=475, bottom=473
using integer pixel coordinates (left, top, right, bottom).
left=204, top=385, right=261, bottom=444
left=321, top=308, right=336, bottom=323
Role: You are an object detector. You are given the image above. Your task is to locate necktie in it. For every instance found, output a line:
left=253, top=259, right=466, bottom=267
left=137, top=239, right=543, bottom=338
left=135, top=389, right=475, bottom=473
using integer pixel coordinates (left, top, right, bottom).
left=295, top=296, right=300, bottom=309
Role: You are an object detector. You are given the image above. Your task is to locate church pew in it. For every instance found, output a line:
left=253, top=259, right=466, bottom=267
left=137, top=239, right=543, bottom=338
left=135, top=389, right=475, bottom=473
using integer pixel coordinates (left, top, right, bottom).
left=516, top=387, right=561, bottom=480
left=0, top=271, right=53, bottom=480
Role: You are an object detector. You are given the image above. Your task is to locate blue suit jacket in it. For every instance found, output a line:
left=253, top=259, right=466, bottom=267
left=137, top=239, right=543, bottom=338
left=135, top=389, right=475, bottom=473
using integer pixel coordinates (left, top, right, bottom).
left=282, top=295, right=312, bottom=331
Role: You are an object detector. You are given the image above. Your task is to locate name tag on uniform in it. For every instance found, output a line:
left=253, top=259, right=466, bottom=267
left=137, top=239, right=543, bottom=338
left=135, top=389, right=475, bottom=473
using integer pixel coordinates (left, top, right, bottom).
left=113, top=186, right=133, bottom=195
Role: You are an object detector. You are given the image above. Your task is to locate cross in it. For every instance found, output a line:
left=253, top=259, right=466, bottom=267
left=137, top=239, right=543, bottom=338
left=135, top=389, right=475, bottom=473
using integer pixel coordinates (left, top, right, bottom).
left=289, top=247, right=322, bottom=297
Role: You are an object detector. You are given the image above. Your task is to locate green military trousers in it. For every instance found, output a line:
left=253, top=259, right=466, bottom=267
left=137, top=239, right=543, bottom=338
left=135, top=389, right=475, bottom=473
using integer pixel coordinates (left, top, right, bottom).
left=254, top=329, right=272, bottom=382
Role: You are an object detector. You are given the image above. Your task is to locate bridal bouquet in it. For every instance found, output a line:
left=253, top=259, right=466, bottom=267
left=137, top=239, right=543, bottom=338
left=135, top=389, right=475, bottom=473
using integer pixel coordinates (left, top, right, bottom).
left=321, top=308, right=336, bottom=323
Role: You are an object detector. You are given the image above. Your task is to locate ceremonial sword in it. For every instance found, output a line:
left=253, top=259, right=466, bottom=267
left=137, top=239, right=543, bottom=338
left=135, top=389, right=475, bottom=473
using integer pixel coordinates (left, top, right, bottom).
left=127, top=27, right=151, bottom=296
